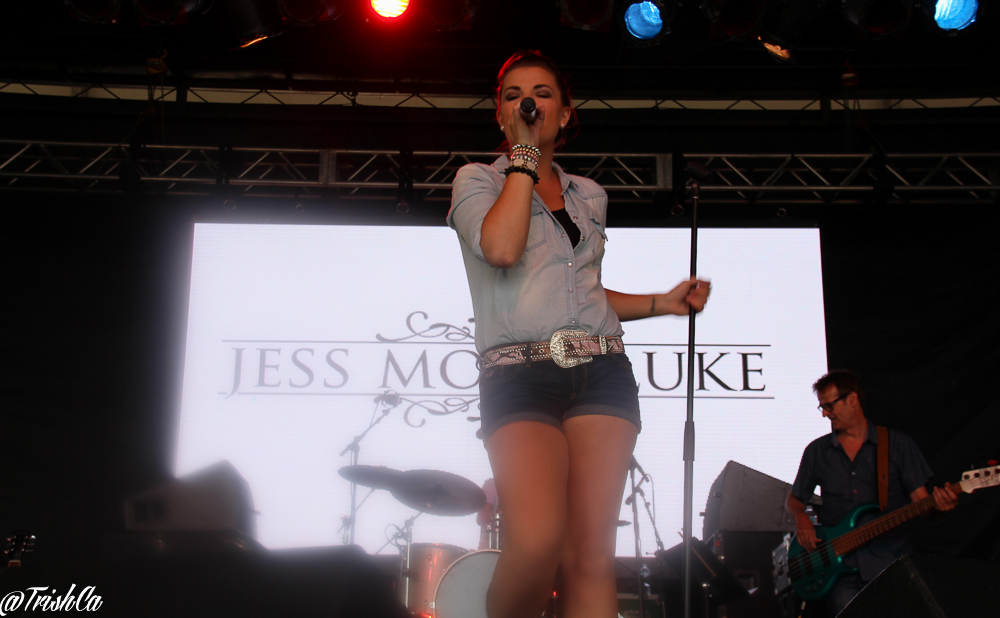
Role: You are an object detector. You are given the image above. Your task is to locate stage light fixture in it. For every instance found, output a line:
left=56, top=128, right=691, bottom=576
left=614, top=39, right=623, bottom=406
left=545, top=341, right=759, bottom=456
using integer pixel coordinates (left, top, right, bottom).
left=930, top=0, right=978, bottom=30
left=65, top=0, right=122, bottom=24
left=702, top=0, right=766, bottom=39
left=279, top=0, right=342, bottom=24
left=560, top=0, right=616, bottom=31
left=758, top=35, right=793, bottom=62
left=371, top=0, right=409, bottom=18
left=421, top=0, right=479, bottom=30
left=132, top=0, right=211, bottom=26
left=843, top=0, right=911, bottom=37
left=621, top=1, right=673, bottom=41
left=757, top=0, right=828, bottom=64
left=218, top=0, right=284, bottom=47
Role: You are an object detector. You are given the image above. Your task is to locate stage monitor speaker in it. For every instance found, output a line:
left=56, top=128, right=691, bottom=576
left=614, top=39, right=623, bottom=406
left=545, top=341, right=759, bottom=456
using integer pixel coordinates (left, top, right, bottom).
left=702, top=461, right=796, bottom=539
left=0, top=545, right=410, bottom=618
left=839, top=554, right=1000, bottom=618
left=655, top=538, right=748, bottom=618
left=123, top=460, right=256, bottom=538
left=708, top=530, right=787, bottom=618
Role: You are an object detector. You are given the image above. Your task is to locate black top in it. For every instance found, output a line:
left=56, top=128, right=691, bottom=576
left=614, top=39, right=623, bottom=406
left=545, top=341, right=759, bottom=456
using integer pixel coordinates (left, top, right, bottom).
left=550, top=207, right=581, bottom=248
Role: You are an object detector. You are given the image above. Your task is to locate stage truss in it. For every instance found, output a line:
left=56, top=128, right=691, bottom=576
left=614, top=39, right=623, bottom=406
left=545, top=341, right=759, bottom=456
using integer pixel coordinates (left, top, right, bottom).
left=1, top=140, right=996, bottom=206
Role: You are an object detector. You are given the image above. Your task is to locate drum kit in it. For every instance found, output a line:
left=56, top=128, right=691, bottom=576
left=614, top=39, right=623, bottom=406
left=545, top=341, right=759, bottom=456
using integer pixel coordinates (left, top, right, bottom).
left=339, top=464, right=503, bottom=618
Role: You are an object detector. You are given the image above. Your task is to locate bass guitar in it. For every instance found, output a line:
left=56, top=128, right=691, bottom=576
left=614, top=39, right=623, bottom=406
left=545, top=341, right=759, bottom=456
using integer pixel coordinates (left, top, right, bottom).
left=784, top=464, right=999, bottom=601
left=5, top=530, right=35, bottom=567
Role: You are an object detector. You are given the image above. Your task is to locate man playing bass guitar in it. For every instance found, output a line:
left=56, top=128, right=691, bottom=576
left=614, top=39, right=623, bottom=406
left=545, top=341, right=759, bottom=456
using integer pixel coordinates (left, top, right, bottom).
left=784, top=370, right=958, bottom=617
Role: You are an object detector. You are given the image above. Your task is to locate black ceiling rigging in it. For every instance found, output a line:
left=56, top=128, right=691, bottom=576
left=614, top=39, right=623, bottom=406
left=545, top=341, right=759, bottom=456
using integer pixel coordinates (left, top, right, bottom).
left=3, top=0, right=989, bottom=99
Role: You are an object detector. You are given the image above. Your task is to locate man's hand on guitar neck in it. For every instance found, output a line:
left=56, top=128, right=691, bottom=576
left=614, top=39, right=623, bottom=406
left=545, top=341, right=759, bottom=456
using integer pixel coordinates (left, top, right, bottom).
left=934, top=483, right=959, bottom=511
left=912, top=482, right=958, bottom=512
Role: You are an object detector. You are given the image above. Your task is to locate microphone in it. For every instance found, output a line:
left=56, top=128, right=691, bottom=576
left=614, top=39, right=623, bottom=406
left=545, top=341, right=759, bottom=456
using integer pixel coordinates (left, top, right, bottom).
left=625, top=487, right=645, bottom=506
left=520, top=97, right=537, bottom=124
left=630, top=455, right=650, bottom=481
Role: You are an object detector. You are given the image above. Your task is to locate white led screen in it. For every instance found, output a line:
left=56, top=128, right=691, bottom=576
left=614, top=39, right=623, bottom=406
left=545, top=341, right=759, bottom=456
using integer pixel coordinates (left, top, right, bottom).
left=176, top=223, right=829, bottom=557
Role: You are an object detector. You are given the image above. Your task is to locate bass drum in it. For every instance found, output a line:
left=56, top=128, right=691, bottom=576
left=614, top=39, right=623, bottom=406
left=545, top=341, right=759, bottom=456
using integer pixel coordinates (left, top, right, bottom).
left=406, top=543, right=468, bottom=617
left=432, top=549, right=500, bottom=618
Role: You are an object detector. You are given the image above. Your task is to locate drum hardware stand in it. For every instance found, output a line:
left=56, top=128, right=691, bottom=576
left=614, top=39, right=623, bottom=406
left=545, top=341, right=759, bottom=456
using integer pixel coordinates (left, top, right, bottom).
left=682, top=162, right=713, bottom=618
left=337, top=486, right=377, bottom=539
left=627, top=457, right=665, bottom=618
left=397, top=512, right=423, bottom=609
left=338, top=390, right=400, bottom=545
left=486, top=507, right=502, bottom=550
left=374, top=511, right=427, bottom=608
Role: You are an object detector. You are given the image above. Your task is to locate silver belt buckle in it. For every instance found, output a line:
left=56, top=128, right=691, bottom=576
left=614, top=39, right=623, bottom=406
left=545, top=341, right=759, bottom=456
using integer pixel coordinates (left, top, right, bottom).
left=550, top=329, right=593, bottom=368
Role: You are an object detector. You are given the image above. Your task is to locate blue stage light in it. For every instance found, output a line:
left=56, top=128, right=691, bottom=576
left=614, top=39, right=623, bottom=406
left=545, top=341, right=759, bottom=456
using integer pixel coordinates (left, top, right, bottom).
left=624, top=2, right=663, bottom=40
left=934, top=0, right=977, bottom=30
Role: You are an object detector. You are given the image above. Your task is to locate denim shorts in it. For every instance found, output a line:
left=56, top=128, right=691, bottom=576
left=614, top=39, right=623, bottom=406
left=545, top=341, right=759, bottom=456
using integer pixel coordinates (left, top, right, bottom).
left=478, top=351, right=642, bottom=443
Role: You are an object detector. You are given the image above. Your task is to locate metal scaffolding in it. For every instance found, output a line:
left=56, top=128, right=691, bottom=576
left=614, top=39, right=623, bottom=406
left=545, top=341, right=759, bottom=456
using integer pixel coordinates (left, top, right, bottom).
left=696, top=153, right=999, bottom=205
left=0, top=140, right=995, bottom=205
left=3, top=80, right=999, bottom=112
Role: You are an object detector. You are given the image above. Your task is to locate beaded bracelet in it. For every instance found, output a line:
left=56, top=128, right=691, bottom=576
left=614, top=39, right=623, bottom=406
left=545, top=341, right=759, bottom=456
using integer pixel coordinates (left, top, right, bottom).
left=502, top=165, right=540, bottom=184
left=511, top=150, right=539, bottom=164
left=511, top=144, right=541, bottom=162
left=511, top=151, right=540, bottom=165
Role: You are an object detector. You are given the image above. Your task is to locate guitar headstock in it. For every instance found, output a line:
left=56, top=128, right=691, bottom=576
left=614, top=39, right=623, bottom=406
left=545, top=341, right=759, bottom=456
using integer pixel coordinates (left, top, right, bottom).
left=5, top=530, right=35, bottom=567
left=959, top=465, right=1000, bottom=494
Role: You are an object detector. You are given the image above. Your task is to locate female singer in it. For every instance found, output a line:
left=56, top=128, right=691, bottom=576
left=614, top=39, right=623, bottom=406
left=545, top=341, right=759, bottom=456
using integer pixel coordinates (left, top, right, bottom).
left=447, top=50, right=710, bottom=618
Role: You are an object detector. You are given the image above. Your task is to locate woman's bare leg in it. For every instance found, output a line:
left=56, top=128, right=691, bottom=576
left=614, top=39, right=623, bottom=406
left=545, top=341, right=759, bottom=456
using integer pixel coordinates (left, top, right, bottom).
left=560, top=414, right=639, bottom=618
left=485, top=421, right=569, bottom=618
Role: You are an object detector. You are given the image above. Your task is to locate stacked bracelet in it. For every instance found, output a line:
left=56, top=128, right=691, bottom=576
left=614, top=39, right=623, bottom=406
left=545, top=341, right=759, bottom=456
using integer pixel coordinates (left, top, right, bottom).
left=505, top=144, right=541, bottom=183
left=511, top=144, right=541, bottom=167
left=502, top=165, right=540, bottom=184
left=510, top=156, right=537, bottom=173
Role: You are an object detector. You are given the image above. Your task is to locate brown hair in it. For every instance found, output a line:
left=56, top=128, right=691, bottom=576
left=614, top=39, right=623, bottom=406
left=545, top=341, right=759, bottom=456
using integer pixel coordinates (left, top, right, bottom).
left=496, top=49, right=577, bottom=149
left=812, top=369, right=866, bottom=409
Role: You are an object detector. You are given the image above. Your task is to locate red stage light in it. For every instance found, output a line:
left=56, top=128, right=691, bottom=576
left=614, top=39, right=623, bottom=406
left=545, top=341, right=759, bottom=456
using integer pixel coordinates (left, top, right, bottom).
left=134, top=0, right=211, bottom=26
left=280, top=0, right=342, bottom=25
left=371, top=0, right=409, bottom=18
left=422, top=0, right=477, bottom=30
left=843, top=0, right=911, bottom=37
left=560, top=0, right=616, bottom=32
left=65, top=0, right=122, bottom=24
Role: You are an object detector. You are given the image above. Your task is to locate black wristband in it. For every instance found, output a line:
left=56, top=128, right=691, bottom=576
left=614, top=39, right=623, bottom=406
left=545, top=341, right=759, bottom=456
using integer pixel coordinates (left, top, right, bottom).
left=502, top=165, right=540, bottom=184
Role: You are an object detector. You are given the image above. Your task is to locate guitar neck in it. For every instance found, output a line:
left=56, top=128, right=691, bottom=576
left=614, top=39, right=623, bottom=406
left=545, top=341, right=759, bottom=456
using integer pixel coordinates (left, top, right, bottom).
left=832, top=484, right=966, bottom=556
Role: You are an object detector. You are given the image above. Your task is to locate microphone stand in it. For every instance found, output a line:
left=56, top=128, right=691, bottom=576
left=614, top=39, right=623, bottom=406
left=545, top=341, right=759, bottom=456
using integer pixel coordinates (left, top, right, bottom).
left=628, top=465, right=646, bottom=615
left=682, top=163, right=712, bottom=618
left=338, top=392, right=399, bottom=545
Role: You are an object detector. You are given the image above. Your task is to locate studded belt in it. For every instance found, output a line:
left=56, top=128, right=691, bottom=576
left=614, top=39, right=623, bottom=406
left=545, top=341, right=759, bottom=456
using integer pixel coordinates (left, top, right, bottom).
left=481, top=330, right=625, bottom=370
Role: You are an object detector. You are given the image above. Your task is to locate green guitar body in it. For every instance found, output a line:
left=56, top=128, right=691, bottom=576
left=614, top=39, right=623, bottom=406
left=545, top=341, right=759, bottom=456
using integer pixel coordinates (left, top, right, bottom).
left=787, top=503, right=881, bottom=601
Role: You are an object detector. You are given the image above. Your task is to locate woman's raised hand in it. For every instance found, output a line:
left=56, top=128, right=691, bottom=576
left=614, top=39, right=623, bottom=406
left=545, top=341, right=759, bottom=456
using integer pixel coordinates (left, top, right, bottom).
left=504, top=103, right=545, bottom=148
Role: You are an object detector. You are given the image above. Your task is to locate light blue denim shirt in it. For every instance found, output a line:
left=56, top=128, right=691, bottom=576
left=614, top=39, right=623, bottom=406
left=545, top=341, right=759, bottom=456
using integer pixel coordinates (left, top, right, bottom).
left=447, top=155, right=624, bottom=354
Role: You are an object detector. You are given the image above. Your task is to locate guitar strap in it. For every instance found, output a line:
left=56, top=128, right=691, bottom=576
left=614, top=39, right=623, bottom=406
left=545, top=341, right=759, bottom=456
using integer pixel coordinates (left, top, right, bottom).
left=877, top=425, right=890, bottom=511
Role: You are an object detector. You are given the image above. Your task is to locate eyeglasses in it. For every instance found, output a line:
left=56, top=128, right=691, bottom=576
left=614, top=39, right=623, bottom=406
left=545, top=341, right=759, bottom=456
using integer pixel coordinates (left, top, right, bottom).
left=817, top=392, right=850, bottom=413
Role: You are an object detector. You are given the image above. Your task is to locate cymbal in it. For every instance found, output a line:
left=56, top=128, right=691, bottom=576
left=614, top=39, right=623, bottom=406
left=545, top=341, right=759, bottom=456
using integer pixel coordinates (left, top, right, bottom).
left=390, top=470, right=487, bottom=517
left=338, top=465, right=402, bottom=490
